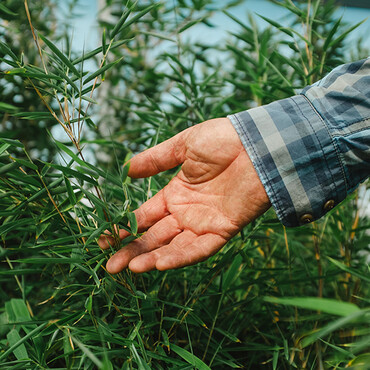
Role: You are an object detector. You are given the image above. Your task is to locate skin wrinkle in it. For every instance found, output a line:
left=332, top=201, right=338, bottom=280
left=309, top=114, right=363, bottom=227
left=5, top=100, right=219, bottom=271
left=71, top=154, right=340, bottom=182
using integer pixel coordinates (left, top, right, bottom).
left=148, top=150, right=163, bottom=174
left=99, top=118, right=271, bottom=273
left=164, top=180, right=240, bottom=240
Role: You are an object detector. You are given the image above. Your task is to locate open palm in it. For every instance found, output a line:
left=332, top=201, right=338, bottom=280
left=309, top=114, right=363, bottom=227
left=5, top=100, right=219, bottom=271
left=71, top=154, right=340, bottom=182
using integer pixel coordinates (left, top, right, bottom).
left=99, top=118, right=270, bottom=273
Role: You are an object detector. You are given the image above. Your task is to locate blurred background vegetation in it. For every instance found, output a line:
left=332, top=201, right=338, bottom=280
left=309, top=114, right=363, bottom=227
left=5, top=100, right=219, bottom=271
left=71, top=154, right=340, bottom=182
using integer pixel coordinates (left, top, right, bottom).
left=0, top=0, right=369, bottom=368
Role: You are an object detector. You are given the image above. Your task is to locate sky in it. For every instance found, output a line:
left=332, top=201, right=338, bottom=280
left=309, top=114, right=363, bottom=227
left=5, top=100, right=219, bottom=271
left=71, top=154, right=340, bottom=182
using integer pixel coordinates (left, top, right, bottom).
left=65, top=0, right=370, bottom=53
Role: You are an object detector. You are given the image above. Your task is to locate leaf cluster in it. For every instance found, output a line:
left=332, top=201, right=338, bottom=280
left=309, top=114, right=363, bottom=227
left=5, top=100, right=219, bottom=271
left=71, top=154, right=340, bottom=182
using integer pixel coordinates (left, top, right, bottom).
left=0, top=0, right=369, bottom=368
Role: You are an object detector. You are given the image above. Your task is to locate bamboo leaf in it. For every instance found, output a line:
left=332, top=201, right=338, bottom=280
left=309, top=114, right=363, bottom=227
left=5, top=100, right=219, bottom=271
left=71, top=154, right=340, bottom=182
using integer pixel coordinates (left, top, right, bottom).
left=13, top=158, right=38, bottom=171
left=0, top=322, right=48, bottom=361
left=102, top=28, right=107, bottom=55
left=0, top=138, right=24, bottom=148
left=43, top=162, right=98, bottom=186
left=178, top=17, right=206, bottom=33
left=301, top=309, right=369, bottom=348
left=140, top=31, right=175, bottom=42
left=110, top=7, right=133, bottom=39
left=0, top=41, right=18, bottom=60
left=323, top=16, right=343, bottom=51
left=39, top=34, right=80, bottom=76
left=71, top=40, right=131, bottom=65
left=0, top=3, right=17, bottom=16
left=127, top=212, right=138, bottom=235
left=6, top=329, right=29, bottom=360
left=81, top=95, right=98, bottom=104
left=264, top=296, right=360, bottom=317
left=328, top=257, right=370, bottom=283
left=0, top=102, right=18, bottom=112
left=54, top=140, right=121, bottom=186
left=257, top=14, right=293, bottom=37
left=111, top=3, right=159, bottom=39
left=0, top=161, right=19, bottom=176
left=64, top=175, right=77, bottom=206
left=170, top=344, right=211, bottom=370
left=328, top=20, right=366, bottom=49
left=83, top=58, right=123, bottom=84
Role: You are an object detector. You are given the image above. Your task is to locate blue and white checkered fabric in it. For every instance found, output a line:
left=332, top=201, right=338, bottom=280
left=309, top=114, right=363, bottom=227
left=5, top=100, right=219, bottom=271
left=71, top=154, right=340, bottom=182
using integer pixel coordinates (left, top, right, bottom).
left=228, top=58, right=370, bottom=227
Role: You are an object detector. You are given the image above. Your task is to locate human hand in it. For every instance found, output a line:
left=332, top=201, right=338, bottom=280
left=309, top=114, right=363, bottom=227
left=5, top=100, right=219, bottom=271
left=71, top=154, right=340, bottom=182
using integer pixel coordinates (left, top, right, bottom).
left=98, top=118, right=271, bottom=273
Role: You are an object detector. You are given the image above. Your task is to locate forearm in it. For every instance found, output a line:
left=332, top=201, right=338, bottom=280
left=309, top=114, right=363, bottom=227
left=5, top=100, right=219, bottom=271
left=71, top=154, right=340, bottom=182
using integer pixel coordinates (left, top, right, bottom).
left=228, top=58, right=370, bottom=227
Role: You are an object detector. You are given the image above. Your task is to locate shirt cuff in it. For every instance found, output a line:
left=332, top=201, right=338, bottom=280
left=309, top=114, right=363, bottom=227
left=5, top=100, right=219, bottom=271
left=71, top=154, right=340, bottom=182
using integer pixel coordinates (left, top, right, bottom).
left=227, top=94, right=347, bottom=227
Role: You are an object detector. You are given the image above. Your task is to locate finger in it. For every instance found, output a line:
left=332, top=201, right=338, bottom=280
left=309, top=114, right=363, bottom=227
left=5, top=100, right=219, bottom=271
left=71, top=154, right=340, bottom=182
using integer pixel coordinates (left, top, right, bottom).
left=128, top=230, right=197, bottom=273
left=128, top=128, right=190, bottom=178
left=128, top=232, right=226, bottom=273
left=98, top=227, right=131, bottom=250
left=98, top=189, right=168, bottom=250
left=106, top=215, right=182, bottom=274
left=156, top=233, right=226, bottom=271
left=134, top=188, right=169, bottom=232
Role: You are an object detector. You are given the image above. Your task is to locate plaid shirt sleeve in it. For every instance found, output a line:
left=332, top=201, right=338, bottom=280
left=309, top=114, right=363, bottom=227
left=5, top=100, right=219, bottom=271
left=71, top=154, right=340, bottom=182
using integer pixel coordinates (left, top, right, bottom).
left=227, top=58, right=370, bottom=227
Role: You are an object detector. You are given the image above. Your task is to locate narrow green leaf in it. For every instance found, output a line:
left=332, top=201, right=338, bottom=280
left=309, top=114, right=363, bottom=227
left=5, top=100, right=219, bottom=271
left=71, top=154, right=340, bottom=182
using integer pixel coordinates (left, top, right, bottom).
left=214, top=327, right=241, bottom=343
left=14, top=111, right=54, bottom=120
left=170, top=344, right=211, bottom=370
left=328, top=257, right=370, bottom=283
left=323, top=16, right=343, bottom=51
left=223, top=10, right=252, bottom=32
left=0, top=161, right=19, bottom=176
left=161, top=329, right=170, bottom=348
left=121, top=162, right=130, bottom=185
left=72, top=40, right=131, bottom=65
left=127, top=212, right=138, bottom=235
left=0, top=41, right=18, bottom=60
left=6, top=329, right=28, bottom=360
left=39, top=34, right=80, bottom=76
left=0, top=143, right=10, bottom=155
left=178, top=17, right=206, bottom=33
left=0, top=102, right=18, bottom=112
left=81, top=95, right=98, bottom=104
left=84, top=221, right=111, bottom=247
left=43, top=162, right=98, bottom=186
left=0, top=3, right=17, bottom=16
left=83, top=58, right=123, bottom=84
left=0, top=269, right=41, bottom=276
left=52, top=66, right=79, bottom=91
left=0, top=218, right=34, bottom=235
left=0, top=322, right=48, bottom=361
left=111, top=3, right=159, bottom=40
left=13, top=257, right=82, bottom=264
left=10, top=299, right=32, bottom=322
left=36, top=222, right=50, bottom=239
left=0, top=57, right=18, bottom=67
left=0, top=138, right=24, bottom=148
left=328, top=20, right=366, bottom=49
left=85, top=295, right=93, bottom=313
left=257, top=14, right=293, bottom=37
left=64, top=175, right=77, bottom=206
left=223, top=254, right=243, bottom=289
left=54, top=140, right=121, bottom=186
left=13, top=158, right=38, bottom=171
left=348, top=353, right=370, bottom=368
left=140, top=31, right=175, bottom=42
left=102, top=28, right=107, bottom=55
left=264, top=296, right=360, bottom=317
left=110, top=7, right=132, bottom=39
left=301, top=309, right=369, bottom=348
left=24, top=176, right=63, bottom=204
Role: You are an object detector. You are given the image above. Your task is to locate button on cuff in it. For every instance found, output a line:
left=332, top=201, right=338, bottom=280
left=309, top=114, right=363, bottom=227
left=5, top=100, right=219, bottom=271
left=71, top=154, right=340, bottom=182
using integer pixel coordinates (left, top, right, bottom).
left=300, top=213, right=314, bottom=224
left=323, top=199, right=335, bottom=212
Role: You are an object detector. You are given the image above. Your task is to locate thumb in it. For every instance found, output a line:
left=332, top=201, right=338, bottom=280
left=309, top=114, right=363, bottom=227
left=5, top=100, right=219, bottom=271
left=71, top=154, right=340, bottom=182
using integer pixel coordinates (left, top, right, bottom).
left=127, top=128, right=190, bottom=178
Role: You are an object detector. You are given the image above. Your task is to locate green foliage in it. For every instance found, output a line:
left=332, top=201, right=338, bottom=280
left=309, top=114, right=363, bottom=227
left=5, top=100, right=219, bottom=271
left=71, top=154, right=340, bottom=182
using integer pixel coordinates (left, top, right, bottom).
left=1, top=0, right=369, bottom=368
